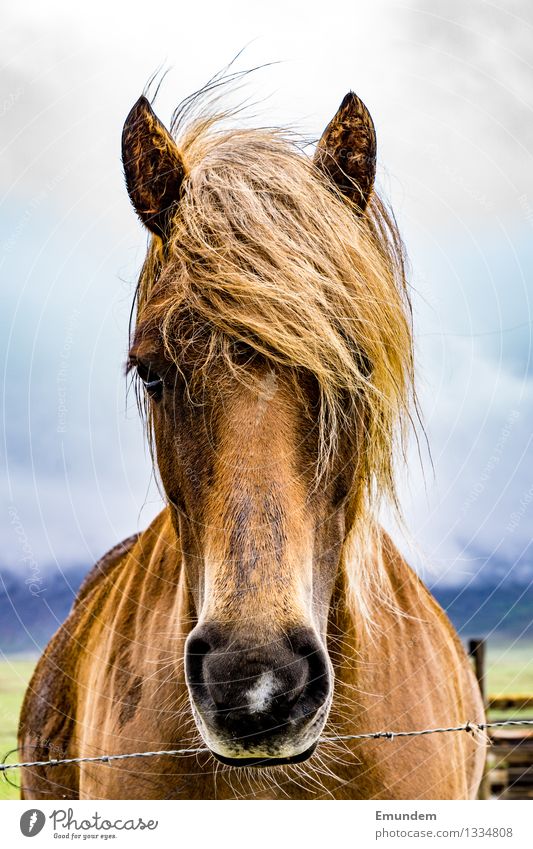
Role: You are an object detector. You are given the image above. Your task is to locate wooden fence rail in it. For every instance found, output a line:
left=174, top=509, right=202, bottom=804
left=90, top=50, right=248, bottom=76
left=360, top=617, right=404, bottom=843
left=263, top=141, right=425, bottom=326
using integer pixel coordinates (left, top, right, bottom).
left=488, top=694, right=533, bottom=712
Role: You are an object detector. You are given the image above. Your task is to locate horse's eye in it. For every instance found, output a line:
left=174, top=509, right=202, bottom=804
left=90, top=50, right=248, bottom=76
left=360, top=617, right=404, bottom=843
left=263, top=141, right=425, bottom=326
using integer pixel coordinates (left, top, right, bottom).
left=136, top=361, right=163, bottom=400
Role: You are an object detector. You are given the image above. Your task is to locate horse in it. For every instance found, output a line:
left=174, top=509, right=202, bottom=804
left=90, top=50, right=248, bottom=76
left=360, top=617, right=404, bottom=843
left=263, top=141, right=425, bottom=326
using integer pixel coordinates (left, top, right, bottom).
left=19, top=84, right=485, bottom=800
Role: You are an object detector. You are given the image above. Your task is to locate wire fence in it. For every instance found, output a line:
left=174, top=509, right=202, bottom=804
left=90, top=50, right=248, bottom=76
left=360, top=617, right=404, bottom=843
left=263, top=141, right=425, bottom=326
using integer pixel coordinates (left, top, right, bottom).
left=3, top=718, right=533, bottom=775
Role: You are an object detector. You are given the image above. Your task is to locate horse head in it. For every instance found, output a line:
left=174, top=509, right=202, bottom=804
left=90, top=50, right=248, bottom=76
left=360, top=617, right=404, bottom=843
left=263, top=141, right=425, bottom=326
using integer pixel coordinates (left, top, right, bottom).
left=121, top=88, right=411, bottom=765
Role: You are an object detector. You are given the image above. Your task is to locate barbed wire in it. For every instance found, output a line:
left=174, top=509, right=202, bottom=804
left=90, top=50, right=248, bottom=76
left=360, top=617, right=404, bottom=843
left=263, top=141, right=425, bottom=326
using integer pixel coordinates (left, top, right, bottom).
left=321, top=718, right=533, bottom=742
left=2, top=719, right=533, bottom=774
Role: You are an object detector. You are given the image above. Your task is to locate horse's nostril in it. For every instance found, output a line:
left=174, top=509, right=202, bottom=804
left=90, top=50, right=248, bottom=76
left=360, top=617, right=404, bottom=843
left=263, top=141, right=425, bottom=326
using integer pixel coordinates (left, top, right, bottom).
left=185, top=633, right=211, bottom=686
left=187, top=637, right=211, bottom=656
left=288, top=636, right=330, bottom=711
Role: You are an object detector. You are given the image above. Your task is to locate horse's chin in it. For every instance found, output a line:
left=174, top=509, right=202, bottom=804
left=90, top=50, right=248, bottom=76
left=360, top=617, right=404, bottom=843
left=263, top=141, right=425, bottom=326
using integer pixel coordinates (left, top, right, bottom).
left=210, top=741, right=318, bottom=769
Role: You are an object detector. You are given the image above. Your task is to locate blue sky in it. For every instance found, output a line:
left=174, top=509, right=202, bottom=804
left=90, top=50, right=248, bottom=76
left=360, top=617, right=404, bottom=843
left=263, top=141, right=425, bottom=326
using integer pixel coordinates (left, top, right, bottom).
left=2, top=0, right=533, bottom=587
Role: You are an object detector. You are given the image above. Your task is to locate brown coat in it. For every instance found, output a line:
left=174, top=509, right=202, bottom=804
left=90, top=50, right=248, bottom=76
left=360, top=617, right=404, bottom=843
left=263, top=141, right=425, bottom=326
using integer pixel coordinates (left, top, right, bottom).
left=19, top=509, right=485, bottom=800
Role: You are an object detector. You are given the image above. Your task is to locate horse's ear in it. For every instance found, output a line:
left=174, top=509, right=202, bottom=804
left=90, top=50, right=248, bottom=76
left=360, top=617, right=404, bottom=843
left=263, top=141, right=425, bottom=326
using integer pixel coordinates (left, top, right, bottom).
left=122, top=95, right=186, bottom=238
left=314, top=92, right=376, bottom=213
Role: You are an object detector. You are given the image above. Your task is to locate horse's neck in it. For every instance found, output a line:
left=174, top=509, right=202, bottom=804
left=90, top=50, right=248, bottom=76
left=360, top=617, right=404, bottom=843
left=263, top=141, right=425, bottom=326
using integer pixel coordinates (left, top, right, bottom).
left=326, top=563, right=360, bottom=666
left=325, top=539, right=400, bottom=687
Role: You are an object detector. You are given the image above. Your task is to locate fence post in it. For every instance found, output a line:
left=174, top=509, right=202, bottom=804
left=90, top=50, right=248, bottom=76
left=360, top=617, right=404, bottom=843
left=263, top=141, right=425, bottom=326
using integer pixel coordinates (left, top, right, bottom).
left=468, top=638, right=486, bottom=706
left=469, top=637, right=490, bottom=799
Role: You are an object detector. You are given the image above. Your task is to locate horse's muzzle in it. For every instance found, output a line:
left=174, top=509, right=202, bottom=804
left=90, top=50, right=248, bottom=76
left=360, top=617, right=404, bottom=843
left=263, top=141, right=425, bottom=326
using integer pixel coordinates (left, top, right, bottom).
left=184, top=624, right=331, bottom=763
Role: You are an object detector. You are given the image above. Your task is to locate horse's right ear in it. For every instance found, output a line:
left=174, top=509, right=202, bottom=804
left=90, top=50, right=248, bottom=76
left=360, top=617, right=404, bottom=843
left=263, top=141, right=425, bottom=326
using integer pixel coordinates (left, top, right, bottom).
left=122, top=96, right=186, bottom=238
left=314, top=92, right=376, bottom=213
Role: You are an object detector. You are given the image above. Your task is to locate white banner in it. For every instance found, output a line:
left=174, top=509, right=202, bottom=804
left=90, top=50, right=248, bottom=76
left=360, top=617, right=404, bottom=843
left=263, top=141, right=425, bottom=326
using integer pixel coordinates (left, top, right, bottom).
left=1, top=800, right=531, bottom=848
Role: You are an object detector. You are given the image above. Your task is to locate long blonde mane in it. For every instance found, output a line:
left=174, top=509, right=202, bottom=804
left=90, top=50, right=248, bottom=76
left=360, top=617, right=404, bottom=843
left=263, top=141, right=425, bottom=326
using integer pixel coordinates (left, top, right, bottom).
left=133, top=95, right=415, bottom=622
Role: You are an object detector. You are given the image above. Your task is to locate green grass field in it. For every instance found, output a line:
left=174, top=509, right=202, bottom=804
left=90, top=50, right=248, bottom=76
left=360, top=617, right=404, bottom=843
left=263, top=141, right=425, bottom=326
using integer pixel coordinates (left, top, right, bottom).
left=485, top=640, right=533, bottom=694
left=0, top=643, right=531, bottom=800
left=0, top=658, right=35, bottom=800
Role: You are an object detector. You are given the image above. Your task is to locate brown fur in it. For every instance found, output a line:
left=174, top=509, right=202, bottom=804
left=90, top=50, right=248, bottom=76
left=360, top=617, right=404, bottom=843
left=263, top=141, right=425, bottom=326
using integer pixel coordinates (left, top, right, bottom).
left=19, top=86, right=485, bottom=799
left=20, top=512, right=484, bottom=799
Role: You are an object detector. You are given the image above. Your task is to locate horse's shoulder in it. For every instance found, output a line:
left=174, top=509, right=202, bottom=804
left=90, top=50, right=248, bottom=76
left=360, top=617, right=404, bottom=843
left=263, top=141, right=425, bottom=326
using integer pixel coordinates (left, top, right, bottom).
left=379, top=529, right=471, bottom=651
left=379, top=531, right=451, bottom=622
left=74, top=533, right=140, bottom=608
left=73, top=509, right=175, bottom=608
left=19, top=533, right=142, bottom=735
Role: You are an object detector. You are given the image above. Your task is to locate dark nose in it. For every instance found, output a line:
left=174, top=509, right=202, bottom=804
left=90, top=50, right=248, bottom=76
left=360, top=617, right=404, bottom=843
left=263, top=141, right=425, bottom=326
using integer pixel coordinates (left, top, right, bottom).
left=185, top=625, right=330, bottom=744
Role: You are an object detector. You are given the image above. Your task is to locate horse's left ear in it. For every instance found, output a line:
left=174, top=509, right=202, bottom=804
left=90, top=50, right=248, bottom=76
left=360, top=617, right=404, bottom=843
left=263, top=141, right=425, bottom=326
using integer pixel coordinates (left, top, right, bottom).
left=122, top=95, right=186, bottom=238
left=314, top=92, right=376, bottom=213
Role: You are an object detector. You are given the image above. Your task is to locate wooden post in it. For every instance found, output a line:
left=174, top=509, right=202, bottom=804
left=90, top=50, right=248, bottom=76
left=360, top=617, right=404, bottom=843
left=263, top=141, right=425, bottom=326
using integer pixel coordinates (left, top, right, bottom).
left=469, top=638, right=487, bottom=706
left=469, top=637, right=490, bottom=799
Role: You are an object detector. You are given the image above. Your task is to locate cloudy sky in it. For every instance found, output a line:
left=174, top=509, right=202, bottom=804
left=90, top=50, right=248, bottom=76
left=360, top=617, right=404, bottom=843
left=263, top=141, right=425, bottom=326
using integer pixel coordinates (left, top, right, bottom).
left=2, top=0, right=533, bottom=588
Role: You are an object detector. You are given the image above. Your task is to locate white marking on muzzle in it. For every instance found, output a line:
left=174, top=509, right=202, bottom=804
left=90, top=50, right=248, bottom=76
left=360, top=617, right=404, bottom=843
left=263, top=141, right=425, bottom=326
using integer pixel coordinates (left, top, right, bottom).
left=246, top=671, right=276, bottom=713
